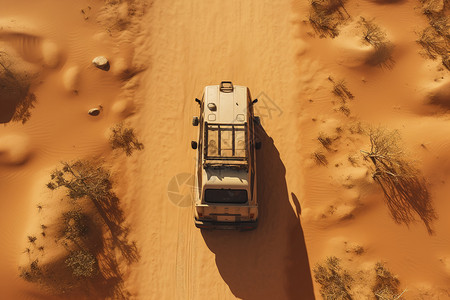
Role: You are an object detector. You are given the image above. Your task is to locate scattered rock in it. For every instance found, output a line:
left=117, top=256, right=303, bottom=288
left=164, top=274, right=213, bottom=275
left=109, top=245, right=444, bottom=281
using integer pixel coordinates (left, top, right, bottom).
left=88, top=107, right=102, bottom=116
left=92, top=56, right=110, bottom=71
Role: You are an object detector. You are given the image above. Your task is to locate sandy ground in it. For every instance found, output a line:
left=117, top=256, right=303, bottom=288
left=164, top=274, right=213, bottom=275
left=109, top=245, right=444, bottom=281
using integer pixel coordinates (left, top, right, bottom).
left=1, top=0, right=450, bottom=299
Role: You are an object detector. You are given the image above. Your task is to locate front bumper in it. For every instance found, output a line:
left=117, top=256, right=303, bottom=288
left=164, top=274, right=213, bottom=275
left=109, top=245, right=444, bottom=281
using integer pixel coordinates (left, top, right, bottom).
left=194, top=218, right=258, bottom=230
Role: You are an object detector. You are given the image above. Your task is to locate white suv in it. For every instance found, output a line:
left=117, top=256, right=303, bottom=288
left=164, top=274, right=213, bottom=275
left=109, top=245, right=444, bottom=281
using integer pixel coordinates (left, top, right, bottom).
left=191, top=81, right=260, bottom=230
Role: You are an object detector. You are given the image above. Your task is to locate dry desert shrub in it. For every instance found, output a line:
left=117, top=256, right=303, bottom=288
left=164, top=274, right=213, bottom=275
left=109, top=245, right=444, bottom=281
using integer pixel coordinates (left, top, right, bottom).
left=309, top=0, right=350, bottom=38
left=313, top=256, right=353, bottom=300
left=372, top=262, right=406, bottom=300
left=313, top=151, right=329, bottom=165
left=19, top=259, right=41, bottom=282
left=62, top=209, right=89, bottom=241
left=110, top=123, right=144, bottom=156
left=361, top=127, right=437, bottom=234
left=329, top=77, right=354, bottom=102
left=358, top=17, right=395, bottom=69
left=417, top=27, right=448, bottom=60
left=318, top=132, right=333, bottom=150
left=65, top=250, right=98, bottom=278
left=47, top=160, right=113, bottom=202
left=47, top=160, right=139, bottom=262
left=20, top=160, right=139, bottom=297
left=417, top=0, right=450, bottom=70
left=339, top=105, right=351, bottom=116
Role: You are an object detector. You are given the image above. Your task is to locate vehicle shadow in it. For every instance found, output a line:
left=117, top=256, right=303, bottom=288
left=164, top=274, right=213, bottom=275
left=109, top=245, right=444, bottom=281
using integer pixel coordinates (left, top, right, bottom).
left=201, top=126, right=315, bottom=300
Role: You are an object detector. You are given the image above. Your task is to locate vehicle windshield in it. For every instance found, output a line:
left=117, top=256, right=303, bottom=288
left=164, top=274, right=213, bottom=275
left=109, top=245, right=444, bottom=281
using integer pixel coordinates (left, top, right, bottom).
left=204, top=189, right=248, bottom=204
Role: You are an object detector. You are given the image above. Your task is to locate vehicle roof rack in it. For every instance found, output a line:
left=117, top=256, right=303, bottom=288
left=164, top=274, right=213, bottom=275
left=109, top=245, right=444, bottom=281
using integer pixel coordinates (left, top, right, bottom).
left=219, top=81, right=233, bottom=93
left=204, top=122, right=248, bottom=164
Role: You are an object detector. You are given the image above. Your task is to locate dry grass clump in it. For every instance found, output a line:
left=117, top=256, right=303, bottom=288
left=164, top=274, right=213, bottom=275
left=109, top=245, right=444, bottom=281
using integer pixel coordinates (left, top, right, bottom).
left=348, top=154, right=360, bottom=166
left=65, top=250, right=98, bottom=278
left=313, top=256, right=353, bottom=299
left=329, top=77, right=354, bottom=101
left=313, top=151, right=329, bottom=166
left=110, top=123, right=144, bottom=156
left=373, top=262, right=406, bottom=300
left=417, top=0, right=449, bottom=70
left=358, top=17, right=395, bottom=69
left=308, top=0, right=350, bottom=38
left=19, top=259, right=41, bottom=282
left=318, top=132, right=333, bottom=149
left=339, top=105, right=351, bottom=116
left=361, top=127, right=437, bottom=234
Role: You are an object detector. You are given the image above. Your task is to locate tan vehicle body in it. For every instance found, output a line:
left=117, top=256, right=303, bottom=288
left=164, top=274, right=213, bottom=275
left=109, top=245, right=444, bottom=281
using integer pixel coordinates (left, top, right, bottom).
left=192, top=82, right=258, bottom=230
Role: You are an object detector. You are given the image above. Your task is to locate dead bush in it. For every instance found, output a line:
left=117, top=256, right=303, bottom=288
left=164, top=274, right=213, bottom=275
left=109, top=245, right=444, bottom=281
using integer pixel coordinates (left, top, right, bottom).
left=329, top=77, right=354, bottom=101
left=109, top=123, right=144, bottom=156
left=47, top=160, right=113, bottom=201
left=309, top=0, right=350, bottom=38
left=417, top=1, right=450, bottom=70
left=358, top=17, right=395, bottom=69
left=19, top=259, right=41, bottom=282
left=313, top=151, right=329, bottom=166
left=373, top=262, right=406, bottom=299
left=417, top=26, right=448, bottom=60
left=361, top=127, right=437, bottom=234
left=318, top=133, right=332, bottom=148
left=313, top=256, right=353, bottom=299
left=339, top=105, right=351, bottom=116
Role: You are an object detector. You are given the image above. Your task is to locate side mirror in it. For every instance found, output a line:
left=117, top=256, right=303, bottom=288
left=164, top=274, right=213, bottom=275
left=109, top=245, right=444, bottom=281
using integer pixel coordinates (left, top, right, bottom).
left=192, top=116, right=199, bottom=126
left=195, top=98, right=201, bottom=105
left=255, top=141, right=262, bottom=150
left=252, top=98, right=258, bottom=105
left=191, top=141, right=198, bottom=149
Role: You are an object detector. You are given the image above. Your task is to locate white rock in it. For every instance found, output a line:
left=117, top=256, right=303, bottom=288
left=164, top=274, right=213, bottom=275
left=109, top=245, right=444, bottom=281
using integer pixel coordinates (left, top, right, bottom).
left=92, top=56, right=110, bottom=71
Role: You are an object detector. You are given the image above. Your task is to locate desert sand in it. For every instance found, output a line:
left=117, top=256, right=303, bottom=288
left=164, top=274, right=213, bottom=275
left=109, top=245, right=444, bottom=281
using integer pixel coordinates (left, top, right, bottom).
left=1, top=0, right=449, bottom=299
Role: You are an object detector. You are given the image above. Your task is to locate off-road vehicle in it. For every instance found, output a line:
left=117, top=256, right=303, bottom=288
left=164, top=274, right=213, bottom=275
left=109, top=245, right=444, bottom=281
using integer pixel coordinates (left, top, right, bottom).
left=191, top=81, right=260, bottom=230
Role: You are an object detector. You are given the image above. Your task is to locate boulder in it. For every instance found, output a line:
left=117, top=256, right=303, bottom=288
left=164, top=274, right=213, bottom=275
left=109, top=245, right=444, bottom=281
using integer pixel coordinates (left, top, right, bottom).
left=88, top=108, right=101, bottom=116
left=92, top=56, right=110, bottom=71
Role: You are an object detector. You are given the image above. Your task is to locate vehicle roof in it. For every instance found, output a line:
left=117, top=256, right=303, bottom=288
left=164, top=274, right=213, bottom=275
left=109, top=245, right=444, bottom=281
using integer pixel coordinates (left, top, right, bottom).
left=203, top=85, right=248, bottom=124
